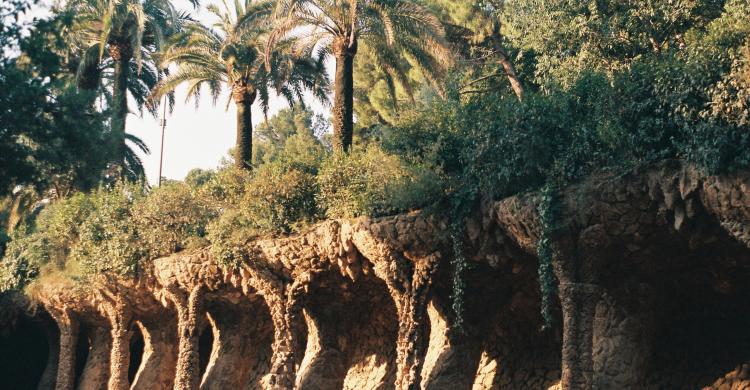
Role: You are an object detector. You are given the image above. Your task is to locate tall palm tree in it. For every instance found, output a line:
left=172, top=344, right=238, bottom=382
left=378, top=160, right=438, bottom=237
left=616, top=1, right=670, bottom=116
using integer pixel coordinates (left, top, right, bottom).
left=62, top=0, right=191, bottom=168
left=269, top=0, right=453, bottom=153
left=151, top=0, right=329, bottom=169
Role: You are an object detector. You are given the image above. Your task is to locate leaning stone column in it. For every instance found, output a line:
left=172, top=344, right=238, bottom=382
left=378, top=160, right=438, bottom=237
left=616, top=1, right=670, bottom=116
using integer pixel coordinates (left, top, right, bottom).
left=167, top=285, right=205, bottom=390
left=78, top=325, right=113, bottom=390
left=295, top=307, right=347, bottom=389
left=106, top=304, right=133, bottom=390
left=201, top=301, right=256, bottom=389
left=239, top=267, right=304, bottom=390
left=131, top=319, right=178, bottom=390
left=262, top=290, right=305, bottom=390
left=36, top=315, right=60, bottom=390
left=420, top=300, right=482, bottom=389
left=48, top=308, right=79, bottom=390
left=559, top=282, right=600, bottom=390
left=378, top=253, right=440, bottom=390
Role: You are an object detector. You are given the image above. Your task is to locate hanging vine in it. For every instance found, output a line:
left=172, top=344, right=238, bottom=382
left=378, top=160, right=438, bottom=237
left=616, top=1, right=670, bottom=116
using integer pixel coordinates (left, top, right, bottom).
left=536, top=183, right=561, bottom=329
left=449, top=219, right=468, bottom=332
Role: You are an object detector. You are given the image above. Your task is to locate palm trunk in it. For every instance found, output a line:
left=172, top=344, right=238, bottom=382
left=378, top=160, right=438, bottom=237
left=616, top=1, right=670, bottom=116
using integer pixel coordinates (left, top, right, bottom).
left=78, top=60, right=101, bottom=92
left=75, top=56, right=101, bottom=106
left=332, top=38, right=357, bottom=154
left=233, top=84, right=257, bottom=169
left=109, top=42, right=132, bottom=162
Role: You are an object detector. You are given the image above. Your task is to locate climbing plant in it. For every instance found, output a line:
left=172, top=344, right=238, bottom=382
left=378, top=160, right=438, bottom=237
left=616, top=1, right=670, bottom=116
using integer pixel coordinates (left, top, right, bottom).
left=536, top=184, right=562, bottom=329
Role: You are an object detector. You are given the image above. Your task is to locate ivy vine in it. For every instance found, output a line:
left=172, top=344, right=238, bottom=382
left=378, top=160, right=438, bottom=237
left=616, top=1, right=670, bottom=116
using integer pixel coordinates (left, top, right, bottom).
left=449, top=220, right=467, bottom=332
left=536, top=183, right=561, bottom=329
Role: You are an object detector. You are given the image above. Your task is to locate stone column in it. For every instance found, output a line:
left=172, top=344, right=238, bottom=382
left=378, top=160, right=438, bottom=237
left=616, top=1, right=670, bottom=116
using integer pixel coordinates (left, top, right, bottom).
left=262, top=292, right=305, bottom=390
left=107, top=305, right=133, bottom=390
left=78, top=325, right=112, bottom=390
left=240, top=268, right=305, bottom=390
left=201, top=302, right=256, bottom=389
left=168, top=285, right=205, bottom=390
left=559, top=282, right=600, bottom=390
left=376, top=253, right=440, bottom=390
left=420, top=300, right=481, bottom=389
left=131, top=319, right=178, bottom=390
left=295, top=308, right=347, bottom=389
left=48, top=308, right=79, bottom=390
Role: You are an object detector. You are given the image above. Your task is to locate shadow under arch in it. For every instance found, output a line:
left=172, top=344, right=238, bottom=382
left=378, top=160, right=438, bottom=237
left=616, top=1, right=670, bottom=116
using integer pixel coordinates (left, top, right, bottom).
left=200, top=289, right=274, bottom=390
left=296, top=268, right=398, bottom=390
left=0, top=309, right=52, bottom=390
left=127, top=322, right=145, bottom=384
left=421, top=257, right=561, bottom=390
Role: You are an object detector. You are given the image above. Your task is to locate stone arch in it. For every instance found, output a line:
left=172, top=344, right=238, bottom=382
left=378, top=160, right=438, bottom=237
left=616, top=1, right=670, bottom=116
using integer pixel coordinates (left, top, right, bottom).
left=574, top=186, right=750, bottom=390
left=127, top=323, right=145, bottom=384
left=200, top=290, right=274, bottom=390
left=419, top=256, right=561, bottom=390
left=593, top=226, right=750, bottom=389
left=197, top=314, right=214, bottom=382
left=0, top=310, right=53, bottom=390
left=129, top=316, right=178, bottom=390
left=73, top=316, right=114, bottom=390
left=73, top=323, right=92, bottom=388
left=296, top=268, right=398, bottom=390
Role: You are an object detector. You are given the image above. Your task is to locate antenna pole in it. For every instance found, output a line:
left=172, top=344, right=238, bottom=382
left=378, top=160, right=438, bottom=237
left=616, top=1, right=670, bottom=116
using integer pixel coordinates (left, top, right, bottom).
left=158, top=95, right=167, bottom=186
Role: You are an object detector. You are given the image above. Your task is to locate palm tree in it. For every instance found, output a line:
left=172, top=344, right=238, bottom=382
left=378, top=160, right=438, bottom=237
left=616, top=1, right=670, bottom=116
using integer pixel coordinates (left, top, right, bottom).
left=269, top=0, right=453, bottom=153
left=62, top=0, right=191, bottom=167
left=151, top=0, right=329, bottom=169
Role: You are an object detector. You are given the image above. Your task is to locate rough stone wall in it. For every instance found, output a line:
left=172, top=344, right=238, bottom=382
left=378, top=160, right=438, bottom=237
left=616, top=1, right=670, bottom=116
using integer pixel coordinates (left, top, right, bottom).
left=1, top=162, right=748, bottom=390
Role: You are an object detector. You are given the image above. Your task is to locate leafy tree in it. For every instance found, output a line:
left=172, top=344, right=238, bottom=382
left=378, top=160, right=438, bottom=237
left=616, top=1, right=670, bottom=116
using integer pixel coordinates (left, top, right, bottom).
left=502, top=0, right=727, bottom=86
left=0, top=1, right=113, bottom=197
left=152, top=0, right=329, bottom=169
left=253, top=106, right=328, bottom=162
left=270, top=0, right=453, bottom=153
left=428, top=0, right=525, bottom=98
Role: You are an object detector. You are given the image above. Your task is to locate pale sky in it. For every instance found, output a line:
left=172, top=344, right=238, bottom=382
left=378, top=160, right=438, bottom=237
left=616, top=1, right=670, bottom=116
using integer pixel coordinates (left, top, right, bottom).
left=26, top=0, right=331, bottom=185
left=128, top=82, right=329, bottom=185
left=125, top=0, right=332, bottom=185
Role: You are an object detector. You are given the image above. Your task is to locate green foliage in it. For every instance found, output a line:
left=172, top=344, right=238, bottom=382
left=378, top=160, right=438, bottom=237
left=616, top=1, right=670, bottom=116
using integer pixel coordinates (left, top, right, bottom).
left=384, top=0, right=749, bottom=328
left=0, top=180, right=221, bottom=290
left=272, top=0, right=453, bottom=140
left=536, top=185, right=561, bottom=329
left=254, top=107, right=329, bottom=164
left=184, top=168, right=216, bottom=189
left=0, top=193, right=95, bottom=291
left=207, top=132, right=326, bottom=264
left=2, top=0, right=750, bottom=336
left=70, top=184, right=147, bottom=276
left=503, top=0, right=726, bottom=86
left=317, top=145, right=441, bottom=219
left=0, top=5, right=113, bottom=196
left=133, top=183, right=216, bottom=259
left=207, top=163, right=320, bottom=264
left=449, top=222, right=467, bottom=332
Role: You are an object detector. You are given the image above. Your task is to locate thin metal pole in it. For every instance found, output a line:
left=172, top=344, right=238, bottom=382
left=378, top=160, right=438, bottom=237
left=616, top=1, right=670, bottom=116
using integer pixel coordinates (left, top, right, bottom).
left=158, top=95, right=167, bottom=186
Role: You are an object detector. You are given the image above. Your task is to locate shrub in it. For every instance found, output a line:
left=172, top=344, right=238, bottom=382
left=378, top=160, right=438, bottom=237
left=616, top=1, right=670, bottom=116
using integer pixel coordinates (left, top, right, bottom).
left=133, top=182, right=216, bottom=259
left=70, top=183, right=146, bottom=276
left=317, top=145, right=441, bottom=219
left=200, top=166, right=252, bottom=209
left=0, top=193, right=94, bottom=291
left=243, top=163, right=320, bottom=233
left=207, top=135, right=326, bottom=264
left=0, top=234, right=43, bottom=292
